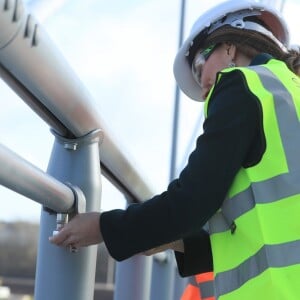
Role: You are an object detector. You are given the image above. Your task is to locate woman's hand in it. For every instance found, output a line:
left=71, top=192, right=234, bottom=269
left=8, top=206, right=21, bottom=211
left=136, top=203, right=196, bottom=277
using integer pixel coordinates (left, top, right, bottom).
left=143, top=239, right=184, bottom=256
left=49, top=212, right=103, bottom=250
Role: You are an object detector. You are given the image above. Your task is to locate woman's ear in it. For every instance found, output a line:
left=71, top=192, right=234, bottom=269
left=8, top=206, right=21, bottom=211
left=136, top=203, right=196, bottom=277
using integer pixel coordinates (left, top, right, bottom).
left=225, top=42, right=237, bottom=60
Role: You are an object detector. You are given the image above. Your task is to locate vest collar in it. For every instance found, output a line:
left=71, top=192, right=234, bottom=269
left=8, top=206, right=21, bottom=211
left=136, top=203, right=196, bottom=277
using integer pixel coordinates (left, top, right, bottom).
left=250, top=53, right=273, bottom=66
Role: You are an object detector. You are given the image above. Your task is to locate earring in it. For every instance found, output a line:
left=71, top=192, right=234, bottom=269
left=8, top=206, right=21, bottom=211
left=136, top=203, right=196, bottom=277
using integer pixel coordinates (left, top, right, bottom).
left=228, top=62, right=236, bottom=67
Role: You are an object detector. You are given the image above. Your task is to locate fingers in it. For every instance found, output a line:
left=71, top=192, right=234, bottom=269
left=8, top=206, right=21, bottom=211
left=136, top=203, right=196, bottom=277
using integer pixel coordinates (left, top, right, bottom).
left=142, top=246, right=166, bottom=256
left=69, top=244, right=78, bottom=253
left=61, top=235, right=77, bottom=248
left=49, top=225, right=78, bottom=246
left=142, top=240, right=185, bottom=256
left=49, top=227, right=69, bottom=245
left=49, top=226, right=80, bottom=252
left=48, top=212, right=102, bottom=250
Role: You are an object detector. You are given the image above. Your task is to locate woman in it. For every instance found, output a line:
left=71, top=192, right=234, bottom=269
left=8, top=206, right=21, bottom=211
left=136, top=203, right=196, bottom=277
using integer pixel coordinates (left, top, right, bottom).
left=50, top=0, right=300, bottom=298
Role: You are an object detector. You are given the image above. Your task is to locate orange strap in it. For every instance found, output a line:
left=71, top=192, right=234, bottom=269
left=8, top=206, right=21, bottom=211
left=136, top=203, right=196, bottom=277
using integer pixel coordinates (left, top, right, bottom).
left=196, top=272, right=216, bottom=300
left=181, top=272, right=215, bottom=300
left=180, top=284, right=202, bottom=300
left=201, top=297, right=215, bottom=300
left=195, top=272, right=214, bottom=284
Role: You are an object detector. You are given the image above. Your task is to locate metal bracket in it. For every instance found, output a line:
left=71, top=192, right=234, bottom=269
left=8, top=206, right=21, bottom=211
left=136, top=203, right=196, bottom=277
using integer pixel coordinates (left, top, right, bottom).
left=52, top=184, right=86, bottom=253
left=66, top=183, right=86, bottom=215
left=52, top=128, right=104, bottom=152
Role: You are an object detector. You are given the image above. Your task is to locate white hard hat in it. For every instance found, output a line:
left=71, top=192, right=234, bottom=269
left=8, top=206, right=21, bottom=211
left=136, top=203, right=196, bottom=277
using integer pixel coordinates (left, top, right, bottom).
left=173, top=0, right=290, bottom=101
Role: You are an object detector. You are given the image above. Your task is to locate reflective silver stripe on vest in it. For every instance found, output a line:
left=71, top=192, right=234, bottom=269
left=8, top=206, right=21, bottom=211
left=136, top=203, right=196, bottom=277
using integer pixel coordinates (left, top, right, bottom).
left=210, top=65, right=300, bottom=234
left=215, top=240, right=300, bottom=296
left=210, top=171, right=300, bottom=234
left=199, top=280, right=215, bottom=299
left=189, top=275, right=198, bottom=287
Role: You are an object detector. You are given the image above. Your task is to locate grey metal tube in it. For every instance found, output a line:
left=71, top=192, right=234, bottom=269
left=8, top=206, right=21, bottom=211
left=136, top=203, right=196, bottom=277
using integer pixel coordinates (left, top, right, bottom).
left=35, top=131, right=102, bottom=300
left=150, top=251, right=175, bottom=300
left=0, top=143, right=74, bottom=212
left=114, top=256, right=153, bottom=300
left=170, top=0, right=186, bottom=180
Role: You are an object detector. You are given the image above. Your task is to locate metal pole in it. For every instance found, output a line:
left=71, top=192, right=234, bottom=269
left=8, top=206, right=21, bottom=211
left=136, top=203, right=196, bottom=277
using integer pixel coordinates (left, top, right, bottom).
left=280, top=0, right=286, bottom=12
left=150, top=251, right=175, bottom=300
left=148, top=0, right=188, bottom=294
left=168, top=1, right=188, bottom=299
left=114, top=255, right=153, bottom=300
left=170, top=0, right=186, bottom=180
left=34, top=130, right=102, bottom=300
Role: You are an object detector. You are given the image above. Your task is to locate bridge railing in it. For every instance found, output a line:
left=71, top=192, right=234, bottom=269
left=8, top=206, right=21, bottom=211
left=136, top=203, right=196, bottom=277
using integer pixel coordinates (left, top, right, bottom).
left=0, top=1, right=171, bottom=299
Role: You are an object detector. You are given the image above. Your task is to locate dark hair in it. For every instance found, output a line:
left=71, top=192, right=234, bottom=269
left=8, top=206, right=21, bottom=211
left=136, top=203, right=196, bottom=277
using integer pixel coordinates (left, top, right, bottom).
left=202, top=26, right=300, bottom=76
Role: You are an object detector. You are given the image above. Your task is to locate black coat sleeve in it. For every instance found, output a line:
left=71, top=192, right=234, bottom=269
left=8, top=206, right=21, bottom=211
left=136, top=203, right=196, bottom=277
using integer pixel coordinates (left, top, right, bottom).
left=100, top=70, right=263, bottom=275
left=175, top=229, right=213, bottom=276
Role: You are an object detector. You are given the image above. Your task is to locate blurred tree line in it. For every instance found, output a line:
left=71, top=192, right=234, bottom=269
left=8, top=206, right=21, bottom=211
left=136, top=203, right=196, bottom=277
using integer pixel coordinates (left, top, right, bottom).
left=0, top=221, right=114, bottom=282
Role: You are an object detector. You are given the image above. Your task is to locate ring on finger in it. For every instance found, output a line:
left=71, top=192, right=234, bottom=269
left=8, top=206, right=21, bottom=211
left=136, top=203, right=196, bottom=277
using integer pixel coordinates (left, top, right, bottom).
left=69, top=243, right=78, bottom=253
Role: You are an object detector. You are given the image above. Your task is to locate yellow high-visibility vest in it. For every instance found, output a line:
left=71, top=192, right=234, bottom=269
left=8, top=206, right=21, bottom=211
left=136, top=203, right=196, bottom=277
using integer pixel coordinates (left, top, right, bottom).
left=204, top=58, right=300, bottom=300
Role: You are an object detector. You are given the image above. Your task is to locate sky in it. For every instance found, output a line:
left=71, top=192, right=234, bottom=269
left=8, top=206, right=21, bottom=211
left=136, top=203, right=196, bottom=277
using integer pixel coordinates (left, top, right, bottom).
left=0, top=0, right=299, bottom=222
